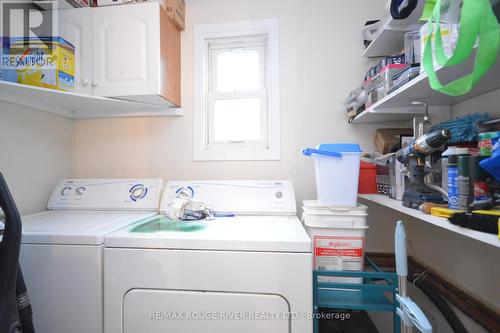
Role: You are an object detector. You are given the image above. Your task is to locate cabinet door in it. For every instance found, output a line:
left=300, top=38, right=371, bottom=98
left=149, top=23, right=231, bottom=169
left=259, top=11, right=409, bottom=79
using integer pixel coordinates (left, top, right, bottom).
left=92, top=3, right=160, bottom=97
left=59, top=7, right=92, bottom=95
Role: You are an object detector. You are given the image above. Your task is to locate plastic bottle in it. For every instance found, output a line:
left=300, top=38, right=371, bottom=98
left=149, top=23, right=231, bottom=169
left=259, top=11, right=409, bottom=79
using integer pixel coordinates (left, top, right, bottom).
left=458, top=156, right=474, bottom=211
left=441, top=147, right=469, bottom=192
left=478, top=131, right=500, bottom=156
left=473, top=156, right=491, bottom=204
left=447, top=155, right=460, bottom=209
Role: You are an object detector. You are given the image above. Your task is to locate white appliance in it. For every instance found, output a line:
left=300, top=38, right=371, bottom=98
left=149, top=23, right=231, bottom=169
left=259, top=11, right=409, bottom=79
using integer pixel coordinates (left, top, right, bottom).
left=104, top=180, right=313, bottom=333
left=19, top=179, right=163, bottom=333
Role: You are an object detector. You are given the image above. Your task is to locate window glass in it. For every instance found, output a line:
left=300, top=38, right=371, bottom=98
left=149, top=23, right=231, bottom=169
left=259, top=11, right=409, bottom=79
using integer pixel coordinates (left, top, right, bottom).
left=213, top=98, right=261, bottom=141
left=216, top=50, right=261, bottom=92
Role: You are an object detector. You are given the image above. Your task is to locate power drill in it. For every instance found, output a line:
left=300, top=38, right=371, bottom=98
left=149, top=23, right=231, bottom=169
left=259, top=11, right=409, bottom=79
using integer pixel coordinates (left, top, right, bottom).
left=396, top=129, right=451, bottom=209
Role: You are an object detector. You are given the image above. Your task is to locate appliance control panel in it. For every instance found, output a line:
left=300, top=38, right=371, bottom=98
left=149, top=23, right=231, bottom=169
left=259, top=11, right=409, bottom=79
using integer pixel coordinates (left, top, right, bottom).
left=47, top=179, right=163, bottom=211
left=161, top=180, right=297, bottom=215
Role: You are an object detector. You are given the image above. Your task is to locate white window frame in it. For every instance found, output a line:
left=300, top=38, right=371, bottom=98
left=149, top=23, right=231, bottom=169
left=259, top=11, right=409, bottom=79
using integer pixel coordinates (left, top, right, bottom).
left=193, top=19, right=280, bottom=161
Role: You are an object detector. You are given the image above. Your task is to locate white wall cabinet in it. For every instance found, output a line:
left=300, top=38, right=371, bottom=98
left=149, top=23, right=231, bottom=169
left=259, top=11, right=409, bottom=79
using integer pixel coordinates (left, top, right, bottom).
left=57, top=3, right=181, bottom=107
left=92, top=3, right=159, bottom=99
left=59, top=8, right=93, bottom=95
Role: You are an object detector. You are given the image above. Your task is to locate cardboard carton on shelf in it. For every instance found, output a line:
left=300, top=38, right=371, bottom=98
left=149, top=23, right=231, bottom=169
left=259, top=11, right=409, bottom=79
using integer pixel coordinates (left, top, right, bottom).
left=1, top=37, right=75, bottom=92
left=374, top=128, right=413, bottom=154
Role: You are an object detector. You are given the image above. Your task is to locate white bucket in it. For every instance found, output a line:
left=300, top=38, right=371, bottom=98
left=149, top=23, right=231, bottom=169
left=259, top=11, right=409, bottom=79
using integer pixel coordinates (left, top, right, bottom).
left=302, top=200, right=367, bottom=228
left=303, top=144, right=362, bottom=206
left=302, top=209, right=368, bottom=284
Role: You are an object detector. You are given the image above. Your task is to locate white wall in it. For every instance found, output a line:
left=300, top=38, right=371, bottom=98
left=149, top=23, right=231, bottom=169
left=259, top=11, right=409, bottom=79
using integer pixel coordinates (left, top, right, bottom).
left=451, top=86, right=500, bottom=118
left=0, top=101, right=74, bottom=214
left=74, top=0, right=390, bottom=210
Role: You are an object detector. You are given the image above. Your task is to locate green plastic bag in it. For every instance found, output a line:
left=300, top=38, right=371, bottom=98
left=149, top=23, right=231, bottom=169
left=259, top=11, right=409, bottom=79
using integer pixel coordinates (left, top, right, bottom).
left=421, top=0, right=500, bottom=96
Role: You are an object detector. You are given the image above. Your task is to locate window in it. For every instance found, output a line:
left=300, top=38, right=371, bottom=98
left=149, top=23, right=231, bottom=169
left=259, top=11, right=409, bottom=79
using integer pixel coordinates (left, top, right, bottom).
left=193, top=19, right=280, bottom=161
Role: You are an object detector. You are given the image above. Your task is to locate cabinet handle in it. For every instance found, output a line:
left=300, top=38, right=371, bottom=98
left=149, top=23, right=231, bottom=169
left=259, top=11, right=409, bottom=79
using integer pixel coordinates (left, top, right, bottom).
left=82, top=78, right=89, bottom=86
left=92, top=80, right=99, bottom=87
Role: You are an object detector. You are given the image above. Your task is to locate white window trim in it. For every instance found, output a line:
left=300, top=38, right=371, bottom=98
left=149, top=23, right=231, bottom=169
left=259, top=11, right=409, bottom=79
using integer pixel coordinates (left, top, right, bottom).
left=193, top=19, right=280, bottom=161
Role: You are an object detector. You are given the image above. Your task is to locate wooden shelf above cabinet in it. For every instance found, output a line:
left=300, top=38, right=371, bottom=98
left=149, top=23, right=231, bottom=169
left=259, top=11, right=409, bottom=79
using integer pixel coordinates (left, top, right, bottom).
left=0, top=80, right=183, bottom=118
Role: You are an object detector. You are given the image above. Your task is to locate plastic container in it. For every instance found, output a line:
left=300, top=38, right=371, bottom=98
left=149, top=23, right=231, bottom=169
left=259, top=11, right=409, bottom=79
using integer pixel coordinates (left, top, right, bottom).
left=302, top=200, right=367, bottom=228
left=458, top=156, right=474, bottom=211
left=303, top=143, right=362, bottom=206
left=478, top=131, right=500, bottom=156
left=358, top=162, right=377, bottom=194
left=302, top=210, right=368, bottom=284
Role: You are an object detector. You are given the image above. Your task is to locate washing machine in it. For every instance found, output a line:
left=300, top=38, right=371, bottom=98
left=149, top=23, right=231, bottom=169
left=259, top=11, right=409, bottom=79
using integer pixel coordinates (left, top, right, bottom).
left=19, top=179, right=162, bottom=333
left=104, top=180, right=313, bottom=333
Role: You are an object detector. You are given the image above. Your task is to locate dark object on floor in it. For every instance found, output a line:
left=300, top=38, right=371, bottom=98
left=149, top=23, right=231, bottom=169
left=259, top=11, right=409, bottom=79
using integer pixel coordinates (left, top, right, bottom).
left=0, top=173, right=23, bottom=333
left=449, top=212, right=499, bottom=235
left=16, top=266, right=36, bottom=333
left=318, top=309, right=379, bottom=333
left=0, top=173, right=36, bottom=333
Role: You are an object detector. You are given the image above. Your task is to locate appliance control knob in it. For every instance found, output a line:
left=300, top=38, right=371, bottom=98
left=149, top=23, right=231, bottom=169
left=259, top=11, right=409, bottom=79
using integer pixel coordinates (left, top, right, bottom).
left=76, top=186, right=86, bottom=195
left=275, top=191, right=283, bottom=199
left=61, top=186, right=72, bottom=196
left=130, top=184, right=147, bottom=200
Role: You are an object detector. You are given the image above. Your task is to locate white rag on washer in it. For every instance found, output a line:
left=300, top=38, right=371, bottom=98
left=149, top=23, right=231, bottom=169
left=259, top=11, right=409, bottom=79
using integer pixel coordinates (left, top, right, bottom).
left=165, top=188, right=214, bottom=221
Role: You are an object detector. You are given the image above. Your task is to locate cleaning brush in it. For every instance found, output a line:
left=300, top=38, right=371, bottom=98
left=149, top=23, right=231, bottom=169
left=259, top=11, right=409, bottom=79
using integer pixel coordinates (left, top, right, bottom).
left=431, top=113, right=490, bottom=144
left=449, top=212, right=499, bottom=236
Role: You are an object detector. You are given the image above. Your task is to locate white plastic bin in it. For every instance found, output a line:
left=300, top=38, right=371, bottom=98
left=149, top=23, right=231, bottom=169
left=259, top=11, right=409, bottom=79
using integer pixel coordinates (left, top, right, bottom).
left=302, top=200, right=367, bottom=228
left=303, top=143, right=362, bottom=206
left=302, top=202, right=368, bottom=284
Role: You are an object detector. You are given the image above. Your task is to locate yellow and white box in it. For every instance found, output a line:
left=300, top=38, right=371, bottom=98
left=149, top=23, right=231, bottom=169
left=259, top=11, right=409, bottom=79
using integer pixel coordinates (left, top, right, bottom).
left=4, top=37, right=75, bottom=92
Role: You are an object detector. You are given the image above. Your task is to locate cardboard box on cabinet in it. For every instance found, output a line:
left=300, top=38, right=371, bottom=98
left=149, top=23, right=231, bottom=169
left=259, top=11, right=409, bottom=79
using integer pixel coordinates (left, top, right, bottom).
left=165, top=0, right=185, bottom=30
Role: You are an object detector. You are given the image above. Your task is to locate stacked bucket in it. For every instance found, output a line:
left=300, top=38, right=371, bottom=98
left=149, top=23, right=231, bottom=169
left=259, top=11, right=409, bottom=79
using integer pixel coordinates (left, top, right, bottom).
left=302, top=144, right=368, bottom=283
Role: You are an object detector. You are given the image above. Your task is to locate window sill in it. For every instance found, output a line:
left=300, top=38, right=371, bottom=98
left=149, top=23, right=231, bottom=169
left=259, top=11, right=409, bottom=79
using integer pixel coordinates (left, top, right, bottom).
left=193, top=148, right=280, bottom=161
